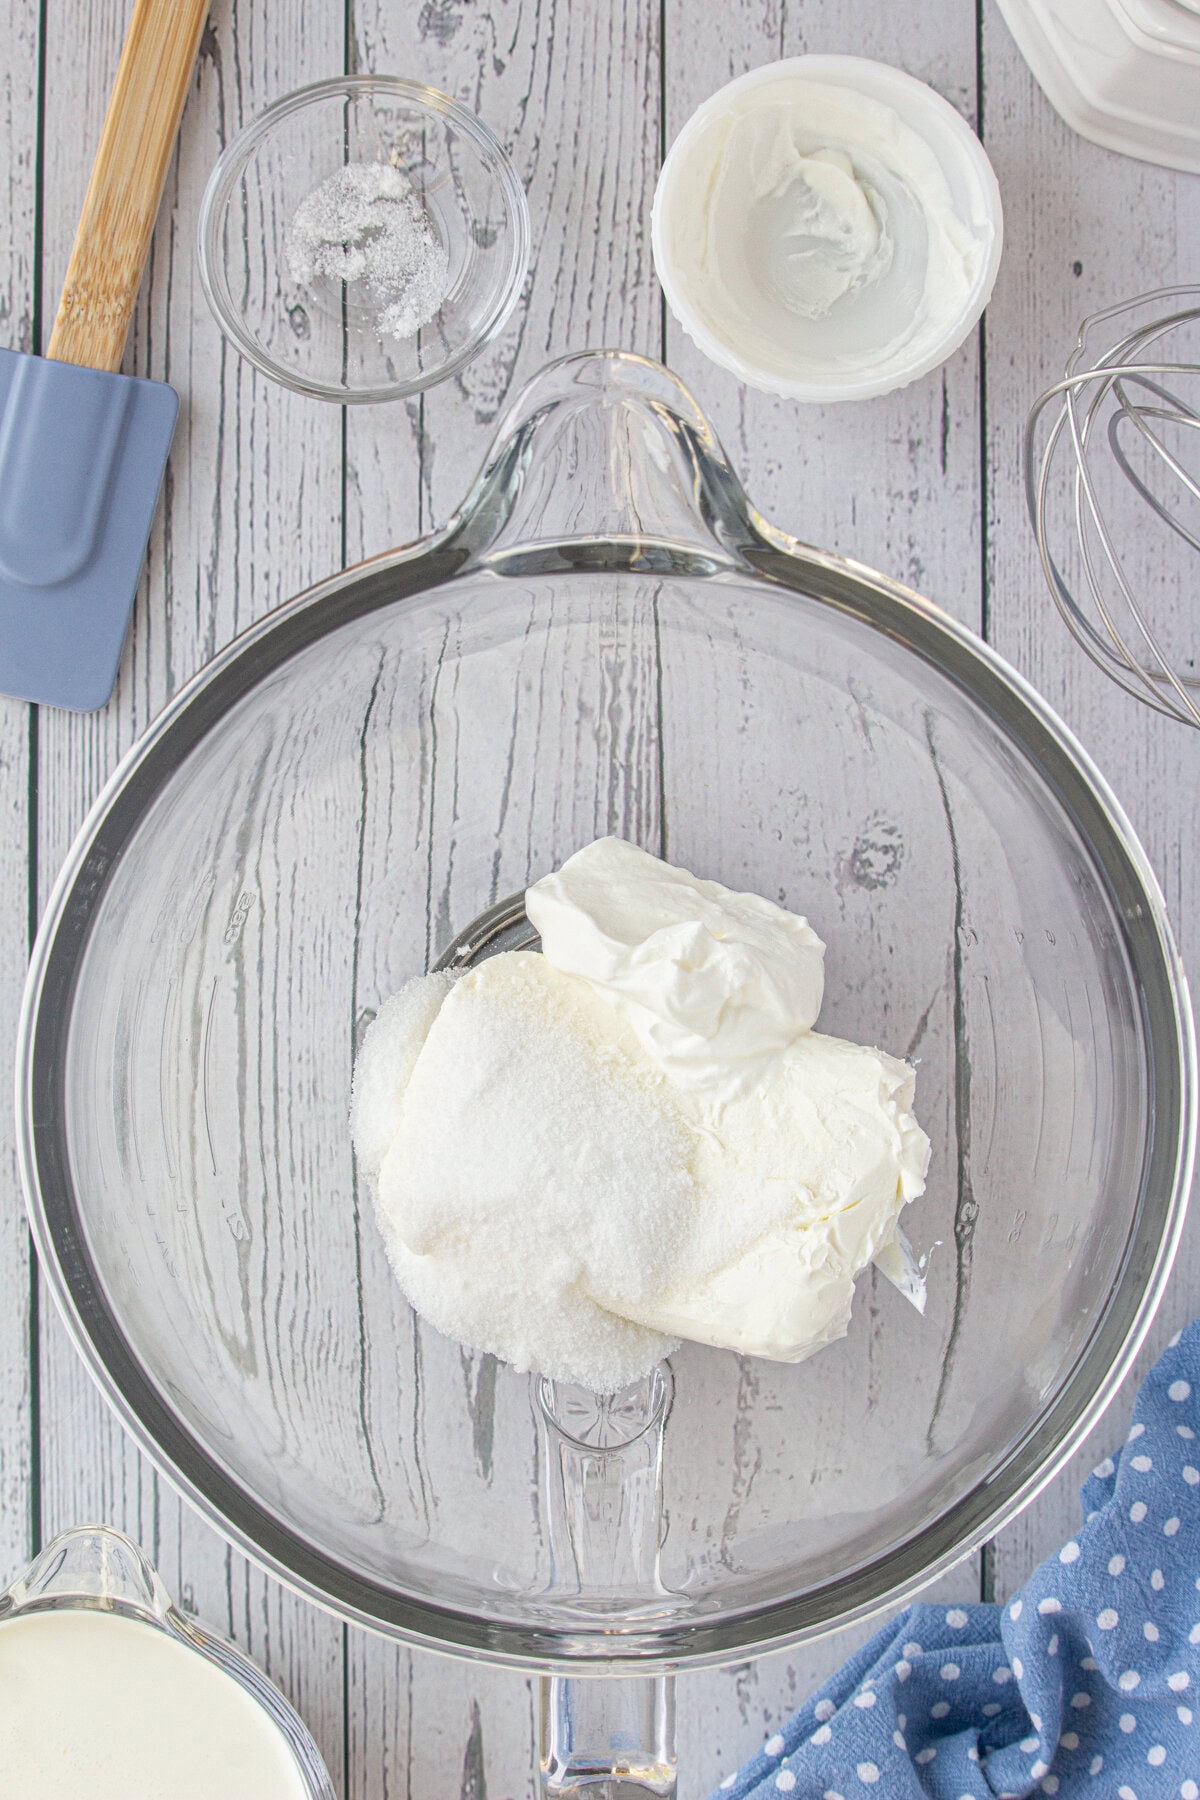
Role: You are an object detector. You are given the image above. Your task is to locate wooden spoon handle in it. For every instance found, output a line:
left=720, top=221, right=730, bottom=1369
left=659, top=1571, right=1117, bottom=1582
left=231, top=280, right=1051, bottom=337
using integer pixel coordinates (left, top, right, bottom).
left=46, top=0, right=209, bottom=372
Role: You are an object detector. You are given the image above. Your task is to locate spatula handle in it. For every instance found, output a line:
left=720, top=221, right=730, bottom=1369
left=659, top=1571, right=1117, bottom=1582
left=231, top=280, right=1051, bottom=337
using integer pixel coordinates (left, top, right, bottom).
left=46, top=0, right=209, bottom=372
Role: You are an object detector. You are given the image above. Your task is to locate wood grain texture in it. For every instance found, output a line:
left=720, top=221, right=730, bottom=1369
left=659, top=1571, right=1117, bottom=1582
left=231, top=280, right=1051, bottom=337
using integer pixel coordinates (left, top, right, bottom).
left=0, top=0, right=39, bottom=1590
left=656, top=0, right=990, bottom=1749
left=7, top=4, right=1198, bottom=1800
left=34, top=0, right=347, bottom=1787
left=46, top=0, right=210, bottom=370
left=340, top=3, right=665, bottom=1785
left=348, top=1649, right=539, bottom=1800
left=341, top=6, right=668, bottom=1792
left=979, top=0, right=1200, bottom=1598
left=345, top=0, right=663, bottom=561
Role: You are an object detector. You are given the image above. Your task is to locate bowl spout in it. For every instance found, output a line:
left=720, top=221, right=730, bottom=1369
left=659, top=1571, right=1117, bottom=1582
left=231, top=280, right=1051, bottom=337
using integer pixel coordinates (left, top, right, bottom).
left=450, top=350, right=763, bottom=567
left=0, top=1525, right=172, bottom=1625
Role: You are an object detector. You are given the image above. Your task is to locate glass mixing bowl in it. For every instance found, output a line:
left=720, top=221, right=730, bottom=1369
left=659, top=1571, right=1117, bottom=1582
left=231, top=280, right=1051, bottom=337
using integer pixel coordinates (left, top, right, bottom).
left=18, top=355, right=1195, bottom=1688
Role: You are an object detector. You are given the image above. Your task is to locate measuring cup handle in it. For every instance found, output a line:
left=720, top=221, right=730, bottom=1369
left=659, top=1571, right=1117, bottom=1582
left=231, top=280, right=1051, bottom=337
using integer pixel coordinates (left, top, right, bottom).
left=540, top=1672, right=677, bottom=1800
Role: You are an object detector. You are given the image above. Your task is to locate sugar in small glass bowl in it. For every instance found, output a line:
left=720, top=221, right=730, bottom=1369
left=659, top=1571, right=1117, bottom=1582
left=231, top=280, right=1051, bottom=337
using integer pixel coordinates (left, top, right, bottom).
left=198, top=76, right=530, bottom=404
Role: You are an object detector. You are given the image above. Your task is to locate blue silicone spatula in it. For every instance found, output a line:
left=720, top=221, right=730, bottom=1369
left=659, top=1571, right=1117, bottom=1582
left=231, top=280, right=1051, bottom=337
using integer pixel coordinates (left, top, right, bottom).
left=0, top=0, right=209, bottom=710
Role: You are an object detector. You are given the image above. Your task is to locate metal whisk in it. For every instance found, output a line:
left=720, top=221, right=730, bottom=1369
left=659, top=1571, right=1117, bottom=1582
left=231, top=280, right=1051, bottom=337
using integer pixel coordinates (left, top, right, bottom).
left=1025, top=286, right=1200, bottom=728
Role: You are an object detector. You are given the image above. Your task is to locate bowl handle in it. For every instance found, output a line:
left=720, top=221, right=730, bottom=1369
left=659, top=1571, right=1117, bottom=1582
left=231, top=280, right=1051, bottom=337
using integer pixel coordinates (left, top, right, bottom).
left=540, top=1671, right=676, bottom=1800
left=534, top=1368, right=678, bottom=1800
left=445, top=349, right=765, bottom=569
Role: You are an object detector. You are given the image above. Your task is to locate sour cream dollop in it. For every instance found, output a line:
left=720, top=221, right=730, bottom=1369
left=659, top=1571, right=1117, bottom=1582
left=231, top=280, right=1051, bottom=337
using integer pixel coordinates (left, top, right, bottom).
left=527, top=835, right=826, bottom=1099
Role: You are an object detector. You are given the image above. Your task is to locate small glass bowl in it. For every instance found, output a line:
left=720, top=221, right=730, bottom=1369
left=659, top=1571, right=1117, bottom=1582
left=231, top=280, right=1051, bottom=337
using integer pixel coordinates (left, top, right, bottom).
left=197, top=75, right=530, bottom=404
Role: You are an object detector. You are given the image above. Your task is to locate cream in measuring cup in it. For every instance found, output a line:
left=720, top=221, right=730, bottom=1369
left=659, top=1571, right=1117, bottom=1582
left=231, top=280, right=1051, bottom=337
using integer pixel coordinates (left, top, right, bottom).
left=0, top=1527, right=331, bottom=1800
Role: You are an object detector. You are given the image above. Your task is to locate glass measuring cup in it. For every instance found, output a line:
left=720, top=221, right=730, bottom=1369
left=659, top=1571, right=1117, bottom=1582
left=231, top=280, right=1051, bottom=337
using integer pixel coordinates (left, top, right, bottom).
left=0, top=1525, right=335, bottom=1798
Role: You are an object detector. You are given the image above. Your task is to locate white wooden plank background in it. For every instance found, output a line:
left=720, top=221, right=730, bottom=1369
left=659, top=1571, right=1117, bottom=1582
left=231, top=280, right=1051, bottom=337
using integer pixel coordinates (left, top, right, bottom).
left=1, top=1, right=1197, bottom=1796
left=0, top=0, right=36, bottom=1603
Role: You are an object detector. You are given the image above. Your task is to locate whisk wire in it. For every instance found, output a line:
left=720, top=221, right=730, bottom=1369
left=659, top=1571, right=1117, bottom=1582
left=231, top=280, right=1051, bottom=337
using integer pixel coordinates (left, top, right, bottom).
left=1025, top=287, right=1200, bottom=728
left=1108, top=376, right=1200, bottom=556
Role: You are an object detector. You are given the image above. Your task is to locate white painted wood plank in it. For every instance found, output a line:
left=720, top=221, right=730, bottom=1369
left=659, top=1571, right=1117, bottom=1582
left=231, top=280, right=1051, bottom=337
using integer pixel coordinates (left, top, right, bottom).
left=646, top=593, right=987, bottom=1766
left=0, top=708, right=31, bottom=1593
left=348, top=1648, right=539, bottom=1800
left=980, top=0, right=1200, bottom=1599
left=0, top=0, right=39, bottom=1590
left=657, top=6, right=988, bottom=1762
left=345, top=0, right=664, bottom=561
left=661, top=3, right=985, bottom=628
left=33, top=0, right=347, bottom=1785
left=342, top=5, right=668, bottom=1797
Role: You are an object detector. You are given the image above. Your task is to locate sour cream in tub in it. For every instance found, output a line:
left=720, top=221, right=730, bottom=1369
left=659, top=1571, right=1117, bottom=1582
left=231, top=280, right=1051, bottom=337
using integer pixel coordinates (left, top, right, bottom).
left=652, top=56, right=1003, bottom=400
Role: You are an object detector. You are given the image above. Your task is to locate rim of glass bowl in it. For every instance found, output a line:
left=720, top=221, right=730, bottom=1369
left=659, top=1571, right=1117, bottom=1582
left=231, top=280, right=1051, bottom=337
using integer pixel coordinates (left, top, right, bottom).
left=196, top=74, right=531, bottom=404
left=16, top=352, right=1197, bottom=1669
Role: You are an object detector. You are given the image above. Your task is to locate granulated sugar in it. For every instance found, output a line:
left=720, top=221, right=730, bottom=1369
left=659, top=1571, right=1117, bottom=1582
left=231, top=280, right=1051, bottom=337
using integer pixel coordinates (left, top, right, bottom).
left=352, top=954, right=688, bottom=1392
left=286, top=161, right=449, bottom=341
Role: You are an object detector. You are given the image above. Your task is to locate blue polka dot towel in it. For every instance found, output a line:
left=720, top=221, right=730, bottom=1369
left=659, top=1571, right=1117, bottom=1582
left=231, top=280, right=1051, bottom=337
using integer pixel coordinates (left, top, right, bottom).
left=710, top=1322, right=1200, bottom=1799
